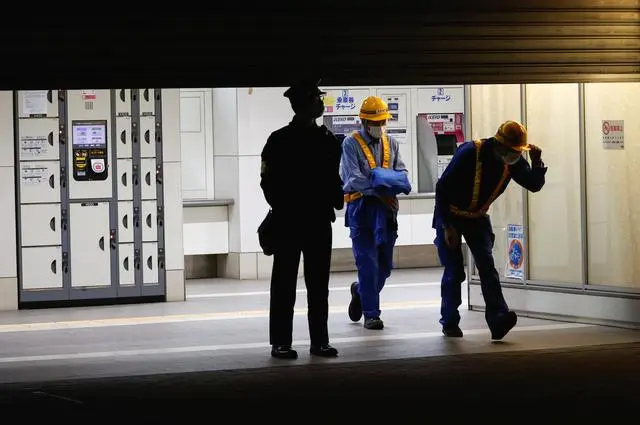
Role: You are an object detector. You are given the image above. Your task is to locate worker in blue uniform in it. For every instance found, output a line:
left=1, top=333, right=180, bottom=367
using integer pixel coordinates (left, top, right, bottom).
left=433, top=120, right=546, bottom=340
left=341, top=96, right=412, bottom=330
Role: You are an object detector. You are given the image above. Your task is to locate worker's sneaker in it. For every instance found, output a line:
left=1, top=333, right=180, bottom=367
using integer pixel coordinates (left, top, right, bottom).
left=348, top=281, right=363, bottom=322
left=442, top=325, right=463, bottom=337
left=271, top=345, right=298, bottom=359
left=489, top=311, right=518, bottom=340
left=310, top=344, right=339, bottom=358
left=364, top=317, right=384, bottom=330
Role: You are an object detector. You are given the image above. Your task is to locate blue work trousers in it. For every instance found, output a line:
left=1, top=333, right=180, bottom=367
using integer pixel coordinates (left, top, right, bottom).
left=434, top=215, right=508, bottom=328
left=351, top=226, right=397, bottom=319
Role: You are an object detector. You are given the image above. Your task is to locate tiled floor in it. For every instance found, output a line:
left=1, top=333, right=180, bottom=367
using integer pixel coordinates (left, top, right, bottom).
left=0, top=268, right=638, bottom=385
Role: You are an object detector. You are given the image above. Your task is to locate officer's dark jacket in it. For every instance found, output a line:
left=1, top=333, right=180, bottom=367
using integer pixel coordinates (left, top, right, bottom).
left=260, top=120, right=344, bottom=223
left=433, top=137, right=547, bottom=228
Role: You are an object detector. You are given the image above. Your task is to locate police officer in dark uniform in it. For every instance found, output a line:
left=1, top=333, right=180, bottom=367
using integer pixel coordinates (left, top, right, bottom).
left=260, top=79, right=344, bottom=359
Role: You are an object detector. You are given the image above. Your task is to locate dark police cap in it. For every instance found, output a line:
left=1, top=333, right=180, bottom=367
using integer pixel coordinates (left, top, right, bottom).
left=283, top=79, right=326, bottom=99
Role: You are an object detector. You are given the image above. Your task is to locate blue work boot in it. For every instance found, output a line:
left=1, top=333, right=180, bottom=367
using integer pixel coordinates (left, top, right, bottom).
left=348, top=281, right=363, bottom=322
left=364, top=317, right=384, bottom=330
left=488, top=311, right=518, bottom=340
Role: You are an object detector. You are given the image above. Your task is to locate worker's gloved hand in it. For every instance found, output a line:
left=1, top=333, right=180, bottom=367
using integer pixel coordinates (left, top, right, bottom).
left=528, top=144, right=543, bottom=166
left=444, top=225, right=459, bottom=249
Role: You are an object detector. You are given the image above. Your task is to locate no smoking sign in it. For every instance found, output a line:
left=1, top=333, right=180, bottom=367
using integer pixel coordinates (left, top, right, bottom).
left=602, top=120, right=624, bottom=150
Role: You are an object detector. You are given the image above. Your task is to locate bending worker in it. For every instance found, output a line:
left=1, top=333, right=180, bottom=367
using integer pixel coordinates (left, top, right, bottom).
left=433, top=120, right=546, bottom=340
left=341, top=96, right=411, bottom=330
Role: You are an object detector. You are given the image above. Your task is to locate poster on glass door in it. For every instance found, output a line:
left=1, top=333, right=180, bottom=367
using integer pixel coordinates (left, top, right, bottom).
left=505, top=224, right=525, bottom=280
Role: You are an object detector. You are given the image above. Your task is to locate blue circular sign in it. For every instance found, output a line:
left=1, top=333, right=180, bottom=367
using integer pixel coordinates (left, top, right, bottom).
left=508, top=239, right=524, bottom=269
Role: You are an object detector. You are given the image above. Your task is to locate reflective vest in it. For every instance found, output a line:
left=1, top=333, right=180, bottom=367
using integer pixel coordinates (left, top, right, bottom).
left=449, top=139, right=510, bottom=218
left=344, top=131, right=391, bottom=203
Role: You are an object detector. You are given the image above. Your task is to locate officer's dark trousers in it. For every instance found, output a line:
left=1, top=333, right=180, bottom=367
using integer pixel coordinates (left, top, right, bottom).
left=434, top=215, right=509, bottom=328
left=269, top=221, right=332, bottom=347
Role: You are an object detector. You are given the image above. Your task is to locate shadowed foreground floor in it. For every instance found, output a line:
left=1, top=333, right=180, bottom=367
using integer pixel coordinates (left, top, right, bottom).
left=0, top=342, right=638, bottom=418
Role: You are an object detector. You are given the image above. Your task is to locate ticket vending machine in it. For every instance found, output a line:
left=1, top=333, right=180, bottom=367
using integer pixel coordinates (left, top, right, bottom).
left=416, top=112, right=465, bottom=193
left=323, top=115, right=361, bottom=143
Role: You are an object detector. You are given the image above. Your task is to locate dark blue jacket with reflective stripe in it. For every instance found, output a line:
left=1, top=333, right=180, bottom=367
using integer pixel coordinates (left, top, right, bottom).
left=433, top=138, right=547, bottom=229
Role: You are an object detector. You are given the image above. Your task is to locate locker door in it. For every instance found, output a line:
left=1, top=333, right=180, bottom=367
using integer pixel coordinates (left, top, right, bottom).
left=19, top=161, right=61, bottom=204
left=20, top=204, right=61, bottom=247
left=142, top=200, right=157, bottom=242
left=117, top=158, right=133, bottom=201
left=69, top=202, right=112, bottom=288
left=118, top=243, right=135, bottom=286
left=116, top=116, right=133, bottom=158
left=140, top=158, right=157, bottom=200
left=17, top=90, right=59, bottom=118
left=118, top=201, right=134, bottom=243
left=21, top=246, right=63, bottom=290
left=143, top=242, right=158, bottom=284
left=115, top=89, right=132, bottom=117
left=140, top=115, right=156, bottom=158
left=18, top=118, right=60, bottom=161
left=140, top=88, right=155, bottom=116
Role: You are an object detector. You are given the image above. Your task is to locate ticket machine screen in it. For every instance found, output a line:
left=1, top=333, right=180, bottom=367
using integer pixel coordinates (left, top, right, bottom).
left=72, top=120, right=108, bottom=181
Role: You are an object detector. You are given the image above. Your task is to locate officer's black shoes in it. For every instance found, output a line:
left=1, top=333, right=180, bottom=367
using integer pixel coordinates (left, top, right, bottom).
left=442, top=325, right=464, bottom=337
left=271, top=345, right=298, bottom=359
left=489, top=311, right=518, bottom=341
left=348, top=282, right=363, bottom=322
left=364, top=317, right=384, bottom=330
left=310, top=344, right=339, bottom=358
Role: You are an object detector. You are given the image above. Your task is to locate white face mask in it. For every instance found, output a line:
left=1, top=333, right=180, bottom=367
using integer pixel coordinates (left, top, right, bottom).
left=368, top=126, right=385, bottom=139
left=502, top=153, right=521, bottom=165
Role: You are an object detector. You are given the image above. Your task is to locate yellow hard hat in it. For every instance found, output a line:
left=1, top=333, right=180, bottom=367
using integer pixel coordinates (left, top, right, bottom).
left=495, top=120, right=530, bottom=152
left=359, top=96, right=392, bottom=122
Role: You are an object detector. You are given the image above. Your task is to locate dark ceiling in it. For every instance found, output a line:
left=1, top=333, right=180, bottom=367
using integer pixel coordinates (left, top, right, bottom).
left=1, top=1, right=638, bottom=89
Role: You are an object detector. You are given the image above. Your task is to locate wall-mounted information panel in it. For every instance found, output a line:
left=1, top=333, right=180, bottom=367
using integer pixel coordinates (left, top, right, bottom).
left=14, top=89, right=167, bottom=303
